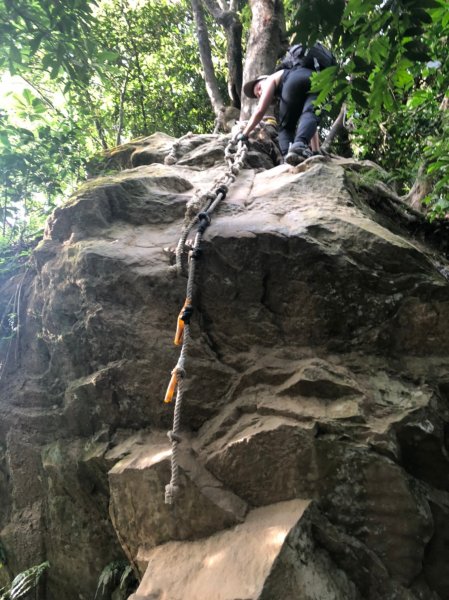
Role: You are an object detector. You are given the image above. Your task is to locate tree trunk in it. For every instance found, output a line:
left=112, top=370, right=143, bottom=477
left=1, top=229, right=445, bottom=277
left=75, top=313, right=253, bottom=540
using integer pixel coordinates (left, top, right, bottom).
left=190, top=0, right=225, bottom=117
left=116, top=69, right=130, bottom=146
left=94, top=117, right=109, bottom=150
left=120, top=3, right=149, bottom=133
left=402, top=163, right=432, bottom=213
left=224, top=14, right=243, bottom=108
left=202, top=0, right=243, bottom=108
left=240, top=0, right=287, bottom=119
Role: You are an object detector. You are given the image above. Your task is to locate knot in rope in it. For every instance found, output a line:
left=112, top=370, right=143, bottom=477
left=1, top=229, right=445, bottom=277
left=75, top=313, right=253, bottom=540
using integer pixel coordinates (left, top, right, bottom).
left=167, top=430, right=182, bottom=443
left=164, top=132, right=194, bottom=166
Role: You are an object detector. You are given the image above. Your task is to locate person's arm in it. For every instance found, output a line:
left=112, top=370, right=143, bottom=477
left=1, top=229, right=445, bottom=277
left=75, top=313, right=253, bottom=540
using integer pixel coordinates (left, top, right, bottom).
left=242, top=78, right=277, bottom=137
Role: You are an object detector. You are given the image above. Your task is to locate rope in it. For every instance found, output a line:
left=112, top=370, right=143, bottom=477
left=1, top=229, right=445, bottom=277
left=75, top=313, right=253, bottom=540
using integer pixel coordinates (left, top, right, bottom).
left=164, top=135, right=248, bottom=504
left=164, top=132, right=194, bottom=165
left=174, top=138, right=246, bottom=275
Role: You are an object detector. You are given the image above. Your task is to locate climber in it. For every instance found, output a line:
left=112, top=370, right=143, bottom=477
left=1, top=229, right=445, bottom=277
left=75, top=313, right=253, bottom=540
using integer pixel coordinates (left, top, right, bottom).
left=239, top=69, right=319, bottom=165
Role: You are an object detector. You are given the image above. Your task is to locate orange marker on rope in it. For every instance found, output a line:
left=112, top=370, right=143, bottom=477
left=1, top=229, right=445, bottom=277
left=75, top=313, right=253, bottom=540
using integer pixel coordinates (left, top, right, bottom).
left=164, top=370, right=178, bottom=404
left=174, top=299, right=192, bottom=346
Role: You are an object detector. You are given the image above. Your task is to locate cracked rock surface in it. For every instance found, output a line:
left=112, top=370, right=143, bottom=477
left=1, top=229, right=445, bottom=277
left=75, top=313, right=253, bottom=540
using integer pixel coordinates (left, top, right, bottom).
left=1, top=132, right=449, bottom=599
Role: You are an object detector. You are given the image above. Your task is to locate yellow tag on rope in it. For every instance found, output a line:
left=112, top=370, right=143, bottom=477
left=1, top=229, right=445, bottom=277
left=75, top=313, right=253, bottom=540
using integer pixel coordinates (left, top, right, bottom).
left=164, top=370, right=178, bottom=404
left=174, top=299, right=192, bottom=346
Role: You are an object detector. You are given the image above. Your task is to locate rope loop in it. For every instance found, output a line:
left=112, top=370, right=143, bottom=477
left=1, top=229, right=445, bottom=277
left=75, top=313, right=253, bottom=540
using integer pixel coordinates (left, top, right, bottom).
left=173, top=365, right=186, bottom=379
left=180, top=304, right=194, bottom=325
left=167, top=430, right=182, bottom=443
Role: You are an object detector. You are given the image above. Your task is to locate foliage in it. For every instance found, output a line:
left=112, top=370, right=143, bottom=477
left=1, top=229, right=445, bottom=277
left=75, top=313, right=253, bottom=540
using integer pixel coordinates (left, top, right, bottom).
left=0, top=240, right=32, bottom=281
left=94, top=560, right=137, bottom=600
left=0, top=0, right=99, bottom=87
left=0, top=0, right=224, bottom=248
left=0, top=102, right=87, bottom=244
left=423, top=108, right=449, bottom=218
left=0, top=561, right=49, bottom=600
left=89, top=0, right=221, bottom=143
left=292, top=0, right=449, bottom=215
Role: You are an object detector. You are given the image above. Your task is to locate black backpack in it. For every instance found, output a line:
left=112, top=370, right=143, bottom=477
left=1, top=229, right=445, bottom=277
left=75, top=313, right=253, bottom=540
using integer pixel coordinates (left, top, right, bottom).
left=278, top=43, right=336, bottom=72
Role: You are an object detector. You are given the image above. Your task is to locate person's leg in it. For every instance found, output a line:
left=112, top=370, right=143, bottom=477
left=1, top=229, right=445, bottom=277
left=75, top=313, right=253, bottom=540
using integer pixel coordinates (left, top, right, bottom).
left=277, top=127, right=294, bottom=157
left=310, top=131, right=320, bottom=153
left=290, top=92, right=319, bottom=151
left=278, top=68, right=311, bottom=156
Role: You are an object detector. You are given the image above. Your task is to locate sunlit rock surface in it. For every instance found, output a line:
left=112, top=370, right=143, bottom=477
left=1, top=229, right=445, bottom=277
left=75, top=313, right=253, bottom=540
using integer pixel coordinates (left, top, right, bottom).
left=1, top=132, right=449, bottom=599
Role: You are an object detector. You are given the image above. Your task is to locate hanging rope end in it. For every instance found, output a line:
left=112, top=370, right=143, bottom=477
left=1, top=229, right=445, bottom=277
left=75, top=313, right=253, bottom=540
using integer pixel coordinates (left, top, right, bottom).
left=165, top=482, right=179, bottom=504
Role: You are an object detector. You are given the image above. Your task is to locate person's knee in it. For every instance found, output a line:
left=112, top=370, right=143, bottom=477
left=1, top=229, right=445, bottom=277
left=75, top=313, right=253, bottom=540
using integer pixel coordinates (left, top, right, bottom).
left=303, top=103, right=319, bottom=123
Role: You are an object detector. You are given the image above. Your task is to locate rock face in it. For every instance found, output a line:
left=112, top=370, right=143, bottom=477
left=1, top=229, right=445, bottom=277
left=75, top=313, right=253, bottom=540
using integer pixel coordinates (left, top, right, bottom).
left=1, top=132, right=449, bottom=599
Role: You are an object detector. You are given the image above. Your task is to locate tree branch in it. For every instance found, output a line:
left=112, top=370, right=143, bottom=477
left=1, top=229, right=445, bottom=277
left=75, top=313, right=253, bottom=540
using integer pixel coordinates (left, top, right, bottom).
left=116, top=68, right=130, bottom=146
left=201, top=0, right=243, bottom=107
left=18, top=75, right=67, bottom=119
left=190, top=0, right=225, bottom=116
left=321, top=103, right=346, bottom=153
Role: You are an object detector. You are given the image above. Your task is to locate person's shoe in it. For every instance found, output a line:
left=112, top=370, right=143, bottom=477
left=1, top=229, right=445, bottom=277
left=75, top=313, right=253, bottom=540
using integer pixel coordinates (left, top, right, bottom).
left=291, top=141, right=313, bottom=159
left=284, top=150, right=304, bottom=166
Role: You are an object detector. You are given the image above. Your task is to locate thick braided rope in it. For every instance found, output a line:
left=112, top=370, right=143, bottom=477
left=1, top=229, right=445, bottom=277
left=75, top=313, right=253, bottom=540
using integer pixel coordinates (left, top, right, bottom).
left=173, top=140, right=246, bottom=274
left=164, top=132, right=195, bottom=166
left=164, top=137, right=248, bottom=504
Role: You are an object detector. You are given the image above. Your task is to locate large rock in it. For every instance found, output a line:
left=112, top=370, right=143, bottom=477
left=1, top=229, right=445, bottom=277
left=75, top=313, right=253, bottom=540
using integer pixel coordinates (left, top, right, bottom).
left=88, top=132, right=176, bottom=173
left=1, top=135, right=449, bottom=599
left=129, top=500, right=359, bottom=600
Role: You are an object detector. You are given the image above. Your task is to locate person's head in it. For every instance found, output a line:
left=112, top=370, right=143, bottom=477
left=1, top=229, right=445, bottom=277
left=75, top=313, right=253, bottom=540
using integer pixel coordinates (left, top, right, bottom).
left=253, top=80, right=264, bottom=98
left=243, top=75, right=268, bottom=99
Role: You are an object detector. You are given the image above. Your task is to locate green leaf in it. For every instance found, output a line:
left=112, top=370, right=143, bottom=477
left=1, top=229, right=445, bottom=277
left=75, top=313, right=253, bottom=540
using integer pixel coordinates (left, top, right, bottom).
left=407, top=90, right=431, bottom=108
left=369, top=37, right=389, bottom=64
left=310, top=66, right=339, bottom=104
left=42, top=53, right=54, bottom=71
left=411, top=8, right=433, bottom=24
left=428, top=160, right=449, bottom=173
left=29, top=32, right=46, bottom=56
left=17, top=127, right=35, bottom=141
left=9, top=43, right=22, bottom=65
left=353, top=77, right=371, bottom=93
left=442, top=10, right=449, bottom=27
left=22, top=88, right=34, bottom=105
left=404, top=40, right=431, bottom=62
left=97, top=50, right=120, bottom=62
left=408, top=0, right=439, bottom=8
left=0, top=133, right=11, bottom=149
left=351, top=88, right=369, bottom=109
left=403, top=26, right=424, bottom=37
left=352, top=55, right=371, bottom=73
left=393, top=59, right=414, bottom=89
left=50, top=62, right=61, bottom=79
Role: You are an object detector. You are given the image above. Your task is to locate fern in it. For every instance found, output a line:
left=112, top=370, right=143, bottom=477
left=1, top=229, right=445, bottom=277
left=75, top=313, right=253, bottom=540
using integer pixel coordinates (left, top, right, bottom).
left=0, top=562, right=49, bottom=600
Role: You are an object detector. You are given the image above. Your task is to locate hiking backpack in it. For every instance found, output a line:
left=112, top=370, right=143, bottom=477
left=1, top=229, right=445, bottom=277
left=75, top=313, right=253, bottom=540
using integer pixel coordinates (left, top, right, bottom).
left=278, top=43, right=336, bottom=72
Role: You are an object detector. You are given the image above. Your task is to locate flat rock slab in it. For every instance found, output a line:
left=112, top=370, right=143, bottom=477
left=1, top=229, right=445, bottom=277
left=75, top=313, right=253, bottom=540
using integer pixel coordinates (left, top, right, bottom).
left=129, top=499, right=311, bottom=600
